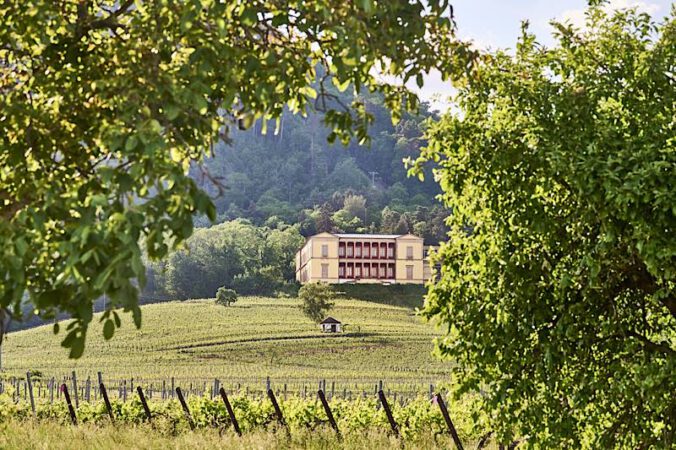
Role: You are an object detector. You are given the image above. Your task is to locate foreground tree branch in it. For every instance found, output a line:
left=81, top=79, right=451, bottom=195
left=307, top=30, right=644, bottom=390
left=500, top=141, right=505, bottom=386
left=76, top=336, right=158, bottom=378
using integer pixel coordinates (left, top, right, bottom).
left=0, top=0, right=469, bottom=356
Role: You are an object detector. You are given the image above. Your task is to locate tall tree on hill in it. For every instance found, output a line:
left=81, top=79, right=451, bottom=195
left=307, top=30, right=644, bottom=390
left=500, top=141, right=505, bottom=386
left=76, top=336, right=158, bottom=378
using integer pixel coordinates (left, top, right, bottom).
left=394, top=216, right=410, bottom=234
left=381, top=207, right=400, bottom=234
left=314, top=205, right=334, bottom=234
left=410, top=7, right=675, bottom=448
left=299, top=283, right=335, bottom=324
left=0, top=0, right=469, bottom=356
left=342, top=194, right=367, bottom=221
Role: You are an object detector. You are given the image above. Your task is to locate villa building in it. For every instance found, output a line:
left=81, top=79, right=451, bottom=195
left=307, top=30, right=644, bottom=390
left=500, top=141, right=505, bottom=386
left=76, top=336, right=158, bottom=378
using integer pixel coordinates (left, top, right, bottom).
left=295, top=232, right=433, bottom=284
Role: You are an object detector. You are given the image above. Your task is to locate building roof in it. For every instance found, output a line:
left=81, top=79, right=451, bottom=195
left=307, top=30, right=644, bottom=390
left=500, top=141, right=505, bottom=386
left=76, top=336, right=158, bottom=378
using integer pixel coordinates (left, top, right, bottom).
left=320, top=316, right=341, bottom=324
left=334, top=233, right=402, bottom=239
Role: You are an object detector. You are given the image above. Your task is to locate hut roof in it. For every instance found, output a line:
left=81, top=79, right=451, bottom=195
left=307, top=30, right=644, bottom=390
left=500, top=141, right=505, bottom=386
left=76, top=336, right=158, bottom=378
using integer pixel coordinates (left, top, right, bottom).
left=320, top=317, right=341, bottom=324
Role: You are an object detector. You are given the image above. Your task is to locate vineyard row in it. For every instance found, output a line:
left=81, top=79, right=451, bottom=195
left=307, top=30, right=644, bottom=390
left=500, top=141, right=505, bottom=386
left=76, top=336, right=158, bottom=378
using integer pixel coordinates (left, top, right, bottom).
left=0, top=371, right=442, bottom=406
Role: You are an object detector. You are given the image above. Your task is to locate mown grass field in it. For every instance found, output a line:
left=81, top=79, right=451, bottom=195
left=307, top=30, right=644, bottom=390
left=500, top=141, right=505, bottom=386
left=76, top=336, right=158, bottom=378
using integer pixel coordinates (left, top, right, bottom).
left=3, top=297, right=448, bottom=390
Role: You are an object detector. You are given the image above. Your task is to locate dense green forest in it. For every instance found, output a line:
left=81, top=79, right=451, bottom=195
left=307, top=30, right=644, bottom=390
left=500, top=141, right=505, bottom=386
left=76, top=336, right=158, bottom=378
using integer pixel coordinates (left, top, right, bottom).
left=191, top=92, right=449, bottom=244
left=144, top=220, right=304, bottom=300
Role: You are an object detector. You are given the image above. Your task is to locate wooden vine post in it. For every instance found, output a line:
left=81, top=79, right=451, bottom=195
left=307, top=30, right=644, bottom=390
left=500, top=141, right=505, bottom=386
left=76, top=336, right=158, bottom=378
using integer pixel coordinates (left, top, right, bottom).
left=61, top=384, right=77, bottom=425
left=26, top=371, right=36, bottom=418
left=137, top=386, right=152, bottom=422
left=435, top=393, right=464, bottom=450
left=267, top=389, right=290, bottom=438
left=176, top=387, right=195, bottom=430
left=71, top=371, right=79, bottom=409
left=100, top=382, right=115, bottom=423
left=219, top=387, right=241, bottom=436
left=318, top=389, right=340, bottom=439
left=378, top=390, right=399, bottom=438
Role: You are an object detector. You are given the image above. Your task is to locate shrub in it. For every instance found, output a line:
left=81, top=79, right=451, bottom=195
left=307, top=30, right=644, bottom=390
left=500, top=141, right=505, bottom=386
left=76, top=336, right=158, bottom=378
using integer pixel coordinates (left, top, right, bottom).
left=215, top=287, right=238, bottom=307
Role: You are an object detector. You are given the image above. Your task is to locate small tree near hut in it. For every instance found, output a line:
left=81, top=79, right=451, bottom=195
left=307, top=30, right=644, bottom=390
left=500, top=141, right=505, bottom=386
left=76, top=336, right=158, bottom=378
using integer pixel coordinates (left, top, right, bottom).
left=216, top=287, right=238, bottom=307
left=299, top=282, right=334, bottom=323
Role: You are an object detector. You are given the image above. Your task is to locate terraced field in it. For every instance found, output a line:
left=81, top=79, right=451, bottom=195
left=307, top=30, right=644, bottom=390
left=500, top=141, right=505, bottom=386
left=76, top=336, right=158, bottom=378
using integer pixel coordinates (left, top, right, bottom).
left=2, top=297, right=449, bottom=390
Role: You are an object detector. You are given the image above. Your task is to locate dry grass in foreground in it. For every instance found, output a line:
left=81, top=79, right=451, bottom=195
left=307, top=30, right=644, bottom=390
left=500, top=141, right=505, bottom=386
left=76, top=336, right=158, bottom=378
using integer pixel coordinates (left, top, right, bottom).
left=0, top=419, right=499, bottom=450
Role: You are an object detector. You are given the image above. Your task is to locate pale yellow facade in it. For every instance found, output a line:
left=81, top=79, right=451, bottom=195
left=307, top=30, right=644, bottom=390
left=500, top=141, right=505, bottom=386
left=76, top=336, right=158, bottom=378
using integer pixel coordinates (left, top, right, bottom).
left=295, top=232, right=430, bottom=285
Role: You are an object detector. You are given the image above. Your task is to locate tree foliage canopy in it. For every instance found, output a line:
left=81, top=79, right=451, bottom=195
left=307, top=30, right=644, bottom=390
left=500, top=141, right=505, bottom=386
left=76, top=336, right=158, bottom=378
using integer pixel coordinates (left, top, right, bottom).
left=0, top=0, right=464, bottom=356
left=411, top=7, right=675, bottom=448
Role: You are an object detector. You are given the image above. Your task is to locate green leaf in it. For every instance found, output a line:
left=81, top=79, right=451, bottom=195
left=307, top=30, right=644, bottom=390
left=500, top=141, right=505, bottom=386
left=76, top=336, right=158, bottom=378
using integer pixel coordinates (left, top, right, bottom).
left=148, top=119, right=162, bottom=134
left=331, top=77, right=351, bottom=93
left=103, top=319, right=114, bottom=340
left=165, top=104, right=180, bottom=120
left=61, top=329, right=85, bottom=359
left=69, top=337, right=85, bottom=359
left=240, top=7, right=258, bottom=26
left=125, top=135, right=139, bottom=151
left=193, top=95, right=208, bottom=114
left=300, top=86, right=317, bottom=99
left=14, top=237, right=28, bottom=256
left=238, top=114, right=255, bottom=130
left=206, top=202, right=217, bottom=222
left=131, top=305, right=142, bottom=329
left=356, top=0, right=373, bottom=13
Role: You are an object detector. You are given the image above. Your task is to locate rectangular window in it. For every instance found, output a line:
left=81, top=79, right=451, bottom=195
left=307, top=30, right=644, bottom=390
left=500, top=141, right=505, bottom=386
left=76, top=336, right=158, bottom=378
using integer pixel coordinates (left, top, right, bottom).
left=347, top=244, right=354, bottom=257
left=373, top=245, right=379, bottom=258
left=355, top=265, right=361, bottom=278
left=380, top=243, right=387, bottom=259
left=364, top=243, right=370, bottom=258
left=379, top=265, right=386, bottom=278
left=338, top=244, right=345, bottom=257
left=339, top=264, right=345, bottom=278
left=322, top=244, right=328, bottom=257
left=387, top=265, right=394, bottom=278
left=387, top=244, right=394, bottom=258
left=406, top=265, right=413, bottom=280
left=347, top=264, right=353, bottom=277
left=363, top=265, right=370, bottom=278
left=406, top=246, right=413, bottom=259
left=355, top=244, right=362, bottom=258
left=321, top=264, right=329, bottom=278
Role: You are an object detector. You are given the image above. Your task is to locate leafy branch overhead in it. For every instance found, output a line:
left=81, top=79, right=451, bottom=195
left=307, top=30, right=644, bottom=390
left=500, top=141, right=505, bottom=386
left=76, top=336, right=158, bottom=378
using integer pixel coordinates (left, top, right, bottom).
left=0, top=0, right=470, bottom=357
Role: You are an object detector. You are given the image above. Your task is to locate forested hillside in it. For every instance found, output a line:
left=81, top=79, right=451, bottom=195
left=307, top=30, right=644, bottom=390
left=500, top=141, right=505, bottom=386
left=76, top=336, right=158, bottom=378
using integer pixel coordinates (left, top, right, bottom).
left=191, top=91, right=449, bottom=244
left=132, top=92, right=451, bottom=302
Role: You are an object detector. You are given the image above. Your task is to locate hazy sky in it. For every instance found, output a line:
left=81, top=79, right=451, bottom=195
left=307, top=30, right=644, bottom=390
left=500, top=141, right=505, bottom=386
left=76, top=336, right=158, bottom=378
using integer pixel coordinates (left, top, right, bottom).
left=418, top=0, right=673, bottom=109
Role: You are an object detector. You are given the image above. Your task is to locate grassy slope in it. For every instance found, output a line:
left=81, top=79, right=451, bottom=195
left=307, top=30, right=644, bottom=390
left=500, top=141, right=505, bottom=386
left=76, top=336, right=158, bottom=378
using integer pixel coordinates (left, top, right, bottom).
left=336, top=284, right=427, bottom=309
left=3, top=297, right=447, bottom=388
